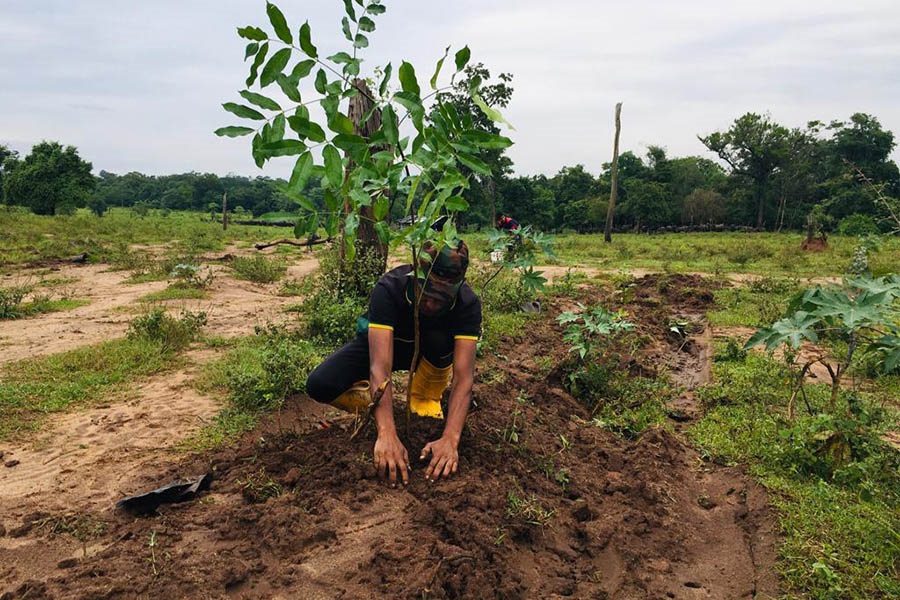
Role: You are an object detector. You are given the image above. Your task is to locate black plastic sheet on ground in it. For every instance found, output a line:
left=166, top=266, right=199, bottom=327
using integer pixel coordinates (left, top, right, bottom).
left=116, top=473, right=213, bottom=516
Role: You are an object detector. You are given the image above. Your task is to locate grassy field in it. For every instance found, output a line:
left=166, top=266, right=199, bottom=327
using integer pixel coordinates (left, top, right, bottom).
left=465, top=231, right=900, bottom=278
left=0, top=207, right=282, bottom=269
left=2, top=209, right=898, bottom=597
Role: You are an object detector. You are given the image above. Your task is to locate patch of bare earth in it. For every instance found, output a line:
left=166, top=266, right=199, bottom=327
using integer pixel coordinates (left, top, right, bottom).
left=0, top=255, right=318, bottom=365
left=0, top=275, right=780, bottom=599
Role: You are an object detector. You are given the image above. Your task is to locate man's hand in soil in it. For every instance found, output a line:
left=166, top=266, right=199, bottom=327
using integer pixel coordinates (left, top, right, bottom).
left=374, top=431, right=409, bottom=487
left=420, top=436, right=459, bottom=481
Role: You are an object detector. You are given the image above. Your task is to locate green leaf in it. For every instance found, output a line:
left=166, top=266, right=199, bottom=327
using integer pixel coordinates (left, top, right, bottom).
left=315, top=69, right=327, bottom=94
left=276, top=74, right=302, bottom=103
left=382, top=104, right=399, bottom=145
left=394, top=91, right=424, bottom=130
left=239, top=90, right=281, bottom=111
left=373, top=195, right=389, bottom=220
left=214, top=126, right=255, bottom=138
left=457, top=153, right=491, bottom=175
left=331, top=134, right=368, bottom=154
left=223, top=102, right=266, bottom=121
left=266, top=2, right=292, bottom=44
left=358, top=16, right=376, bottom=32
left=323, top=188, right=341, bottom=212
left=472, top=92, right=514, bottom=129
left=366, top=3, right=386, bottom=15
left=246, top=42, right=269, bottom=87
left=288, top=152, right=314, bottom=193
left=290, top=59, right=316, bottom=79
left=398, top=62, right=420, bottom=96
left=329, top=113, right=356, bottom=135
left=261, top=139, right=305, bottom=157
left=464, top=130, right=514, bottom=150
left=379, top=63, right=392, bottom=97
left=343, top=0, right=357, bottom=21
left=272, top=113, right=286, bottom=140
left=237, top=26, right=268, bottom=42
left=445, top=195, right=469, bottom=211
left=354, top=33, right=369, bottom=48
left=294, top=217, right=309, bottom=239
left=261, top=48, right=291, bottom=87
left=430, top=46, right=449, bottom=90
left=325, top=213, right=340, bottom=237
left=342, top=17, right=353, bottom=41
left=328, top=52, right=354, bottom=64
left=454, top=46, right=471, bottom=72
left=323, top=145, right=344, bottom=189
left=293, top=194, right=316, bottom=212
left=244, top=42, right=259, bottom=61
left=298, top=22, right=317, bottom=58
left=375, top=221, right=390, bottom=244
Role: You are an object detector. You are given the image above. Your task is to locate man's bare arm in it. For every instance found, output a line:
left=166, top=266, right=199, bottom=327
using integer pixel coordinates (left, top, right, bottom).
left=421, top=338, right=476, bottom=480
left=368, top=328, right=409, bottom=486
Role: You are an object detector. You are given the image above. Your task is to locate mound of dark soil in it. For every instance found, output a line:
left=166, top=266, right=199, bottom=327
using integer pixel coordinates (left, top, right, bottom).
left=2, top=284, right=778, bottom=599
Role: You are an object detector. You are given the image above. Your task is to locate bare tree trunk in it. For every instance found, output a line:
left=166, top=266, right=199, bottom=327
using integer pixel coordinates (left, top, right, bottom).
left=222, top=192, right=228, bottom=231
left=344, top=79, right=388, bottom=297
left=604, top=102, right=622, bottom=243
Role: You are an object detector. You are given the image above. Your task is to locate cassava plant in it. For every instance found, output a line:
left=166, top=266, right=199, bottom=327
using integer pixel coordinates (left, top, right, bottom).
left=218, top=0, right=514, bottom=429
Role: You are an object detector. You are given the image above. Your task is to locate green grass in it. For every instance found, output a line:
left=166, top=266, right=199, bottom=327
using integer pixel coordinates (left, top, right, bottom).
left=708, top=277, right=804, bottom=328
left=0, top=296, right=89, bottom=320
left=461, top=232, right=900, bottom=278
left=188, top=325, right=323, bottom=450
left=0, top=208, right=285, bottom=269
left=0, top=338, right=183, bottom=440
left=690, top=351, right=900, bottom=599
left=139, top=287, right=209, bottom=302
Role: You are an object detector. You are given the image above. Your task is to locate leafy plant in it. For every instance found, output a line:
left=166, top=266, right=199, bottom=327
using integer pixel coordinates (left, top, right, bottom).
left=169, top=263, right=215, bottom=288
left=230, top=255, right=286, bottom=283
left=557, top=304, right=634, bottom=360
left=219, top=0, right=518, bottom=428
left=747, top=274, right=900, bottom=418
left=128, top=309, right=207, bottom=352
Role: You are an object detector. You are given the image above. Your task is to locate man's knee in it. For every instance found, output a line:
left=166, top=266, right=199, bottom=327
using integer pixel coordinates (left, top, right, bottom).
left=306, top=364, right=340, bottom=404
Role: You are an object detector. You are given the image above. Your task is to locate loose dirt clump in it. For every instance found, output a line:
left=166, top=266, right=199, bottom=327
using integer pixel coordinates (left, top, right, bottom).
left=1, top=285, right=779, bottom=599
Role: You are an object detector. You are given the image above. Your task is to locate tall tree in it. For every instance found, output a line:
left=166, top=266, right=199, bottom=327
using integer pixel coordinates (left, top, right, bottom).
left=699, top=113, right=791, bottom=229
left=4, top=141, right=95, bottom=215
left=0, top=144, right=19, bottom=205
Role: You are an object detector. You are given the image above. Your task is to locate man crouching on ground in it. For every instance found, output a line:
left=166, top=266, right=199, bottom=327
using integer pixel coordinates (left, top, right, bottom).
left=306, top=239, right=481, bottom=487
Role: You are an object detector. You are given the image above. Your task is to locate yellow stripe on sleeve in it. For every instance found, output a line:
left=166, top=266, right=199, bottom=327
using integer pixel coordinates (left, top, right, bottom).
left=368, top=323, right=394, bottom=331
left=454, top=335, right=479, bottom=341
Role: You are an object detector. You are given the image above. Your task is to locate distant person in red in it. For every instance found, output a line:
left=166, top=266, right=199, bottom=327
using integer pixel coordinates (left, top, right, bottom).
left=496, top=214, right=520, bottom=232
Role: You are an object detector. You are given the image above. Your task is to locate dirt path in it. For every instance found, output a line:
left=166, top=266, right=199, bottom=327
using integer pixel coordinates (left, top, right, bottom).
left=0, top=257, right=318, bottom=365
left=0, top=274, right=781, bottom=599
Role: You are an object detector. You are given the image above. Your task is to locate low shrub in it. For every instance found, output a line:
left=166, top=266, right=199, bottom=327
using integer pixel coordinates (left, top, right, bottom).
left=128, top=309, right=207, bottom=352
left=231, top=255, right=286, bottom=283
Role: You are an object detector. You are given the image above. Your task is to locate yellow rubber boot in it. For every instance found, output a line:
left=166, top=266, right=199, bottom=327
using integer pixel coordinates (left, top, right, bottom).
left=330, top=380, right=371, bottom=414
left=409, top=359, right=451, bottom=419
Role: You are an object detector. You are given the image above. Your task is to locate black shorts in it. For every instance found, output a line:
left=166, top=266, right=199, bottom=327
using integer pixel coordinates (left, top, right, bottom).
left=305, top=329, right=455, bottom=404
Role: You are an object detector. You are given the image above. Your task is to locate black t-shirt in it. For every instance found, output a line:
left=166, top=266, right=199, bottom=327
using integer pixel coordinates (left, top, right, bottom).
left=365, top=265, right=482, bottom=342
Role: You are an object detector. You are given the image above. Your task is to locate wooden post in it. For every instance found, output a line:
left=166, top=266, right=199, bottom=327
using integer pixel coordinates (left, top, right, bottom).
left=222, top=192, right=228, bottom=231
left=604, top=102, right=622, bottom=243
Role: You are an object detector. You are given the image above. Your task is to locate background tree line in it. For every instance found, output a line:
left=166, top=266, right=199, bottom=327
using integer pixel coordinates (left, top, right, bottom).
left=2, top=84, right=897, bottom=234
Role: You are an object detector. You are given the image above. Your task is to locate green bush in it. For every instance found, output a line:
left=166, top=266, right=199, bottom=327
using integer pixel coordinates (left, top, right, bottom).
left=0, top=286, right=29, bottom=319
left=227, top=325, right=322, bottom=411
left=838, top=214, right=880, bottom=237
left=467, top=264, right=535, bottom=313
left=128, top=309, right=207, bottom=352
left=231, top=255, right=287, bottom=283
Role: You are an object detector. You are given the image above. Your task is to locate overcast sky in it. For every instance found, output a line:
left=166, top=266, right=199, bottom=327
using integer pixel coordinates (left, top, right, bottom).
left=2, top=0, right=898, bottom=180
